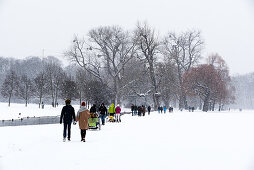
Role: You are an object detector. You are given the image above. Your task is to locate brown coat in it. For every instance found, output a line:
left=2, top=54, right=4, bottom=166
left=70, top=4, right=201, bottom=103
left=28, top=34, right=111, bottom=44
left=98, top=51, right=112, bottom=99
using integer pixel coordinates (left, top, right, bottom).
left=76, top=108, right=90, bottom=130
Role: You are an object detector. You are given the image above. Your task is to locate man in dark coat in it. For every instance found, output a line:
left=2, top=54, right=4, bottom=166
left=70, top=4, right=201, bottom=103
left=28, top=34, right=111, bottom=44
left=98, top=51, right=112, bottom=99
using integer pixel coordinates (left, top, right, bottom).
left=147, top=106, right=151, bottom=115
left=60, top=99, right=75, bottom=142
left=99, top=103, right=107, bottom=125
left=138, top=106, right=142, bottom=117
left=131, top=104, right=134, bottom=116
left=142, top=105, right=146, bottom=116
left=134, top=105, right=138, bottom=115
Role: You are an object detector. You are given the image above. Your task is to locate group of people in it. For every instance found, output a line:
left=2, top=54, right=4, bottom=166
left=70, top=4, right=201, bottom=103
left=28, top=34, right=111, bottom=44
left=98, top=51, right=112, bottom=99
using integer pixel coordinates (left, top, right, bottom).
left=158, top=106, right=167, bottom=113
left=131, top=105, right=151, bottom=116
left=60, top=99, right=122, bottom=142
left=158, top=106, right=174, bottom=113
left=108, top=103, right=122, bottom=122
left=60, top=100, right=174, bottom=142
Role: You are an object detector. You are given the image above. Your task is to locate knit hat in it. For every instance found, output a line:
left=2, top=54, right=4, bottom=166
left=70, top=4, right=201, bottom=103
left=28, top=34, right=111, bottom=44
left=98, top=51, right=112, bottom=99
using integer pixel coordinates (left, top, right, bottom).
left=81, top=102, right=86, bottom=106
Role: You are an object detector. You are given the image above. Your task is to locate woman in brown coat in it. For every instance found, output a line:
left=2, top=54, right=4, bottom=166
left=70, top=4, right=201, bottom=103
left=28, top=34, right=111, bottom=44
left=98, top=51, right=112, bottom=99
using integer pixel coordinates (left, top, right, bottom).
left=76, top=102, right=90, bottom=142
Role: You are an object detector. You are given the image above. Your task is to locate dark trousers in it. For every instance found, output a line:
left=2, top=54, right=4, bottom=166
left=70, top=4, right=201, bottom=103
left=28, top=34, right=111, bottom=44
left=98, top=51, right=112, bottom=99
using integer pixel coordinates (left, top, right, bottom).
left=101, top=114, right=106, bottom=125
left=81, top=129, right=86, bottom=140
left=63, top=122, right=72, bottom=139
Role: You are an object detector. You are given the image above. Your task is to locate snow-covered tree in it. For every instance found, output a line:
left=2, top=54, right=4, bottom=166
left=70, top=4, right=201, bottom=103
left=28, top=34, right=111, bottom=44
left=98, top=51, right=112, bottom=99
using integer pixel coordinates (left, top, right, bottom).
left=34, top=71, right=47, bottom=108
left=18, top=74, right=34, bottom=107
left=1, top=70, right=19, bottom=106
left=44, top=56, right=65, bottom=107
left=88, top=26, right=137, bottom=105
left=162, top=30, right=204, bottom=110
left=134, top=22, right=161, bottom=109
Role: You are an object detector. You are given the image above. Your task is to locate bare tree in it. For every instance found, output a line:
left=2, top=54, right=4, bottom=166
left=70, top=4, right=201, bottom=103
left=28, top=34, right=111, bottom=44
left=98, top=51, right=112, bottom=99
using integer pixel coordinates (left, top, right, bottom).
left=44, top=57, right=65, bottom=107
left=1, top=70, right=19, bottom=106
left=88, top=26, right=137, bottom=104
left=134, top=22, right=161, bottom=109
left=34, top=71, right=47, bottom=108
left=156, top=61, right=178, bottom=107
left=65, top=36, right=103, bottom=82
left=163, top=30, right=204, bottom=109
left=61, top=78, right=79, bottom=101
left=18, top=74, right=34, bottom=107
left=75, top=68, right=87, bottom=106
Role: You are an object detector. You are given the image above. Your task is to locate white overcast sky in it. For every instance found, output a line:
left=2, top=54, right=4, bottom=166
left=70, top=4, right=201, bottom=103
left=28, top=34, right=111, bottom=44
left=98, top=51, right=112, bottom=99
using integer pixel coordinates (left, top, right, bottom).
left=0, top=0, right=254, bottom=75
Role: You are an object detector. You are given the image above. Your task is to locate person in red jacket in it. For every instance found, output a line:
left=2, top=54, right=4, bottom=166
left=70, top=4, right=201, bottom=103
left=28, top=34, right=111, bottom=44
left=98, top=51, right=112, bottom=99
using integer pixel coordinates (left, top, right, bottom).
left=115, top=105, right=121, bottom=123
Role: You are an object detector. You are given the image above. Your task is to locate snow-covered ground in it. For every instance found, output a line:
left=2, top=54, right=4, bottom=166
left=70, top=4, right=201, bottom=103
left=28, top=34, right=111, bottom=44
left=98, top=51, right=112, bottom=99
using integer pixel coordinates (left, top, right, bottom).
left=0, top=103, right=64, bottom=120
left=1, top=108, right=254, bottom=170
left=0, top=103, right=130, bottom=120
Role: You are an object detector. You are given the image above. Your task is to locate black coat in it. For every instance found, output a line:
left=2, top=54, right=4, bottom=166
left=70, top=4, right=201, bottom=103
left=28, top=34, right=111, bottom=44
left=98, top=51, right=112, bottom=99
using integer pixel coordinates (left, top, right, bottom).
left=60, top=105, right=75, bottom=123
left=99, top=105, right=107, bottom=115
left=148, top=106, right=151, bottom=112
left=90, top=105, right=97, bottom=113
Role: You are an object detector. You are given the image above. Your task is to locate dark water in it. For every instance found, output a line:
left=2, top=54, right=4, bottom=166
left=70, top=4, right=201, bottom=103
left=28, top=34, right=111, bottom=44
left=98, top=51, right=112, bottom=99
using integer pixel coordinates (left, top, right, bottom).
left=0, top=112, right=131, bottom=127
left=0, top=116, right=60, bottom=127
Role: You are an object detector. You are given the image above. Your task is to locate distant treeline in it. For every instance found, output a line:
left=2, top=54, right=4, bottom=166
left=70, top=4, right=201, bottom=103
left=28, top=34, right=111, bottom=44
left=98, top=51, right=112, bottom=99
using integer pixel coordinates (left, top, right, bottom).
left=0, top=22, right=236, bottom=111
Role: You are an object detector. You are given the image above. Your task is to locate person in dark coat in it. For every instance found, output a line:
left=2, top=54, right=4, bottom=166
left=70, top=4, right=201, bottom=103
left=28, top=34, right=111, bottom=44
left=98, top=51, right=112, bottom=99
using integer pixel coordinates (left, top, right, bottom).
left=147, top=106, right=151, bottom=115
left=90, top=104, right=97, bottom=118
left=131, top=104, right=134, bottom=116
left=134, top=105, right=138, bottom=115
left=99, top=103, right=107, bottom=125
left=138, top=106, right=142, bottom=117
left=142, top=105, right=146, bottom=116
left=60, top=99, right=76, bottom=142
left=160, top=106, right=163, bottom=113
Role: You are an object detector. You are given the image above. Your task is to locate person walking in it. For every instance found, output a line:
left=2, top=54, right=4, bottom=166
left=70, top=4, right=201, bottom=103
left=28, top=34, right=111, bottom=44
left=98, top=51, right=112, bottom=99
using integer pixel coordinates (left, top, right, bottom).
left=115, top=105, right=121, bottom=122
left=147, top=106, right=151, bottom=115
left=142, top=105, right=146, bottom=116
left=160, top=106, right=163, bottom=113
left=41, top=102, right=44, bottom=109
left=99, top=103, right=107, bottom=125
left=131, top=104, right=134, bottom=116
left=108, top=103, right=116, bottom=122
left=138, top=106, right=142, bottom=117
left=76, top=101, right=90, bottom=142
left=134, top=105, right=138, bottom=116
left=60, top=99, right=76, bottom=142
left=163, top=106, right=167, bottom=114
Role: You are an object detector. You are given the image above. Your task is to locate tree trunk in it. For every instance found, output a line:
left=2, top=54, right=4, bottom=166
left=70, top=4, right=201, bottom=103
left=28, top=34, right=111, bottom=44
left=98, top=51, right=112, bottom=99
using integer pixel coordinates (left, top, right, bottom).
left=203, top=91, right=210, bottom=112
left=148, top=62, right=159, bottom=109
left=39, top=92, right=42, bottom=108
left=55, top=89, right=58, bottom=108
left=177, top=69, right=188, bottom=110
left=8, top=93, right=11, bottom=107
left=211, top=100, right=215, bottom=111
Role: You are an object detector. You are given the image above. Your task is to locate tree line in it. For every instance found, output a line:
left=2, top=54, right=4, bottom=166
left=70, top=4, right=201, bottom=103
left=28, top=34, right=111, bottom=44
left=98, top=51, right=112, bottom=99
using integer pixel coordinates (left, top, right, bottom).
left=64, top=22, right=234, bottom=111
left=0, top=22, right=235, bottom=111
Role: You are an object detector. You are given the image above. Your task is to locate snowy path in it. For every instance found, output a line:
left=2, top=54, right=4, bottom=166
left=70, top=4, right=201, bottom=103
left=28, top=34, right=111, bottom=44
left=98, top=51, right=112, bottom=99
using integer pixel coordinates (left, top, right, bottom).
left=1, top=111, right=254, bottom=170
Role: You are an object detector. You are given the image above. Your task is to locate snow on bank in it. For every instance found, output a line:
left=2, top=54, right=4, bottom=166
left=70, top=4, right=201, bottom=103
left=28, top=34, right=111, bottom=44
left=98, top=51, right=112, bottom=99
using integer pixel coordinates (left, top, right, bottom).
left=0, top=103, right=130, bottom=120
left=1, top=111, right=254, bottom=170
